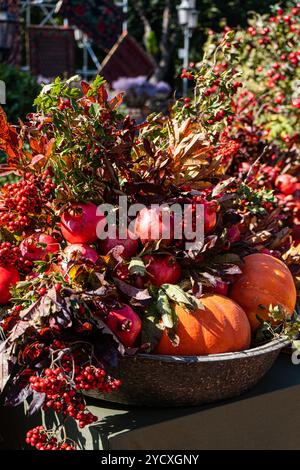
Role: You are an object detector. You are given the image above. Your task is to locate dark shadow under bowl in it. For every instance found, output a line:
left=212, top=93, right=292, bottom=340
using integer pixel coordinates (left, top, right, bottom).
left=86, top=337, right=288, bottom=407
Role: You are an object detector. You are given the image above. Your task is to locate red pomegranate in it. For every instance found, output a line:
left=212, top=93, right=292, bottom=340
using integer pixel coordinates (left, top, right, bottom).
left=60, top=202, right=106, bottom=244
left=0, top=266, right=20, bottom=304
left=20, top=233, right=60, bottom=261
left=143, top=255, right=181, bottom=287
left=204, top=280, right=229, bottom=296
left=227, top=225, right=241, bottom=243
left=63, top=244, right=99, bottom=265
left=60, top=244, right=99, bottom=280
left=98, top=229, right=138, bottom=259
left=104, top=305, right=142, bottom=347
left=203, top=200, right=218, bottom=233
left=114, top=263, right=130, bottom=281
left=134, top=207, right=174, bottom=245
left=183, top=199, right=218, bottom=240
left=275, top=174, right=298, bottom=195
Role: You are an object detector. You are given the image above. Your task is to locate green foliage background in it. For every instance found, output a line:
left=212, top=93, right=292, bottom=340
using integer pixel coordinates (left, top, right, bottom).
left=127, top=0, right=290, bottom=84
left=128, top=1, right=289, bottom=53
left=0, top=64, right=40, bottom=124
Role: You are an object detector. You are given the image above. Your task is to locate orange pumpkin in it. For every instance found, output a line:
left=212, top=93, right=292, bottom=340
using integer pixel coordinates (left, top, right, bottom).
left=155, top=294, right=251, bottom=356
left=230, top=253, right=297, bottom=331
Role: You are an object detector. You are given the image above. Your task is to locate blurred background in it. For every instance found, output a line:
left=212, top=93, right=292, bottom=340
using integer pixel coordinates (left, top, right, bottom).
left=0, top=0, right=290, bottom=122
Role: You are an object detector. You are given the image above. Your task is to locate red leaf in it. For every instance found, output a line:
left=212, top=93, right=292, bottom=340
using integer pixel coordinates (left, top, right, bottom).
left=0, top=165, right=18, bottom=176
left=0, top=107, right=21, bottom=160
left=81, top=81, right=91, bottom=96
left=45, top=138, right=55, bottom=158
left=29, top=137, right=42, bottom=154
left=98, top=85, right=108, bottom=104
left=134, top=122, right=148, bottom=131
left=30, top=153, right=46, bottom=167
left=109, top=93, right=124, bottom=110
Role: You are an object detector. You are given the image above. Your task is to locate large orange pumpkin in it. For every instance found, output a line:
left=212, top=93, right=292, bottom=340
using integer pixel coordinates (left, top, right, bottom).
left=155, top=294, right=251, bottom=356
left=230, top=253, right=297, bottom=331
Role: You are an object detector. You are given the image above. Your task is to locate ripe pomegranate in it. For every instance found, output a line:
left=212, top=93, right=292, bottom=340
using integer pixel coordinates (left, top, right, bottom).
left=134, top=207, right=174, bottom=245
left=63, top=244, right=99, bottom=265
left=143, top=255, right=181, bottom=287
left=275, top=174, right=298, bottom=195
left=204, top=280, right=229, bottom=296
left=20, top=233, right=60, bottom=261
left=104, top=305, right=142, bottom=347
left=60, top=202, right=106, bottom=244
left=60, top=244, right=99, bottom=280
left=0, top=266, right=20, bottom=304
left=114, top=263, right=130, bottom=281
left=202, top=199, right=218, bottom=233
left=98, top=230, right=138, bottom=259
left=132, top=274, right=147, bottom=289
left=227, top=225, right=241, bottom=243
left=184, top=198, right=218, bottom=239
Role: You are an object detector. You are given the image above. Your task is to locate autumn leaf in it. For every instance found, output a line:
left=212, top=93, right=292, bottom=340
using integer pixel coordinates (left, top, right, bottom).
left=128, top=257, right=146, bottom=276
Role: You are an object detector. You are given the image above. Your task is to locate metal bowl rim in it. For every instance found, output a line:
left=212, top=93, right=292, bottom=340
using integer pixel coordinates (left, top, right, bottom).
left=129, top=336, right=289, bottom=364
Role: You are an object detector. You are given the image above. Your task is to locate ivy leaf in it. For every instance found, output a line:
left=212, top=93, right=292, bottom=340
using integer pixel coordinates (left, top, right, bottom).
left=113, top=278, right=152, bottom=304
left=219, top=264, right=242, bottom=275
left=39, top=287, right=58, bottom=318
left=141, top=316, right=163, bottom=352
left=157, top=289, right=174, bottom=329
left=27, top=391, right=46, bottom=416
left=292, top=339, right=300, bottom=353
left=9, top=320, right=31, bottom=341
left=211, top=177, right=235, bottom=197
left=0, top=349, right=11, bottom=393
left=128, top=257, right=146, bottom=276
left=161, top=284, right=204, bottom=310
left=5, top=381, right=32, bottom=407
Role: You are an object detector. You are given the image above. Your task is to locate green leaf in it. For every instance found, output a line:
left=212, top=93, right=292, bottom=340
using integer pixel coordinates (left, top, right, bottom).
left=128, top=257, right=146, bottom=277
left=214, top=253, right=243, bottom=265
left=211, top=177, right=235, bottom=197
left=141, top=316, right=163, bottom=352
left=292, top=340, right=300, bottom=352
left=157, top=289, right=174, bottom=329
left=89, top=103, right=101, bottom=118
left=87, top=75, right=106, bottom=97
left=161, top=284, right=204, bottom=310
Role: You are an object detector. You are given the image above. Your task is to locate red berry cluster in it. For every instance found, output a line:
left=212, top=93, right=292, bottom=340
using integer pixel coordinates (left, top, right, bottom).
left=29, top=364, right=121, bottom=429
left=204, top=77, right=242, bottom=126
left=0, top=171, right=56, bottom=232
left=218, top=137, right=241, bottom=165
left=0, top=242, right=20, bottom=266
left=75, top=365, right=121, bottom=393
left=29, top=368, right=95, bottom=428
left=180, top=68, right=193, bottom=80
left=0, top=242, right=33, bottom=273
left=183, top=97, right=191, bottom=109
left=26, top=426, right=75, bottom=451
left=249, top=6, right=300, bottom=86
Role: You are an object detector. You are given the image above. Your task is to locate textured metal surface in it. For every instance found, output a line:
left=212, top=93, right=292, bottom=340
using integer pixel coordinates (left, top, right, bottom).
left=28, top=26, right=75, bottom=78
left=87, top=338, right=288, bottom=406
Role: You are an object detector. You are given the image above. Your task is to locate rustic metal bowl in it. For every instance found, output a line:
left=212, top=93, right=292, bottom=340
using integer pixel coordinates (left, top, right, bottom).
left=87, top=337, right=288, bottom=407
